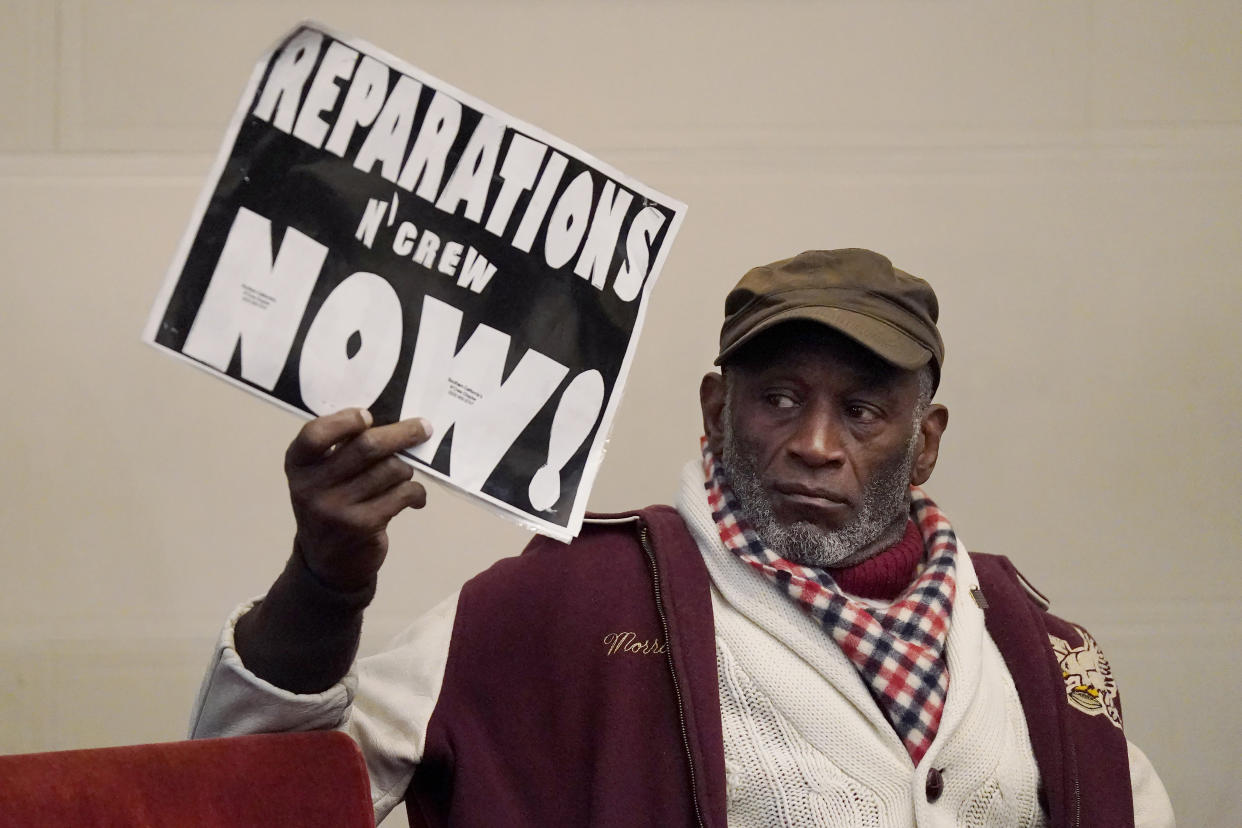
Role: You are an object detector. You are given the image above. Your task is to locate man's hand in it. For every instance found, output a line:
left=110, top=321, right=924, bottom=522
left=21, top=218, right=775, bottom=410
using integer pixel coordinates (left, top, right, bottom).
left=285, top=408, right=432, bottom=592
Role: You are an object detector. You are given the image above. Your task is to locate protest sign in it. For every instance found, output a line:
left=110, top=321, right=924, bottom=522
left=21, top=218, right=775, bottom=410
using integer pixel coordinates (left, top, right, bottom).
left=144, top=22, right=686, bottom=541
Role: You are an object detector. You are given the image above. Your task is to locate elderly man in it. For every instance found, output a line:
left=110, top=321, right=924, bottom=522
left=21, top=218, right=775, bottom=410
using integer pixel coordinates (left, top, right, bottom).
left=192, top=249, right=1174, bottom=827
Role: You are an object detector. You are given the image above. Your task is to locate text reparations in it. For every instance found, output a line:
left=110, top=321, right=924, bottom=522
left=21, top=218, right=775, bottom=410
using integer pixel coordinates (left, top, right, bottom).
left=253, top=27, right=667, bottom=301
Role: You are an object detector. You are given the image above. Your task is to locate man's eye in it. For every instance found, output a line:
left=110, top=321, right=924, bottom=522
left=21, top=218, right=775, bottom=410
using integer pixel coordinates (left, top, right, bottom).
left=845, top=404, right=878, bottom=422
left=766, top=393, right=797, bottom=409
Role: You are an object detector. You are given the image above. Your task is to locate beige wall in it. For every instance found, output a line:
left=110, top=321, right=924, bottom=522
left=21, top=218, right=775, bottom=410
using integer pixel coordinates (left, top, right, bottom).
left=2, top=2, right=1240, bottom=825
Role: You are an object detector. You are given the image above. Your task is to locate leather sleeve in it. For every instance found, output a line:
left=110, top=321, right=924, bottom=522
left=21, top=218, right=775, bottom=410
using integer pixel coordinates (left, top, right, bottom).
left=189, top=590, right=460, bottom=823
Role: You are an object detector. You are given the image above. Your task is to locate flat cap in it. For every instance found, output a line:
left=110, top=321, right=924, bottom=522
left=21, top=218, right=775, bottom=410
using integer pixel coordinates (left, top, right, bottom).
left=716, top=248, right=944, bottom=386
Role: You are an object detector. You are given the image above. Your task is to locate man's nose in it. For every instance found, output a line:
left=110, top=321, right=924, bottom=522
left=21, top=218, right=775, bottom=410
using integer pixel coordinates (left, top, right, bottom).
left=787, top=405, right=846, bottom=467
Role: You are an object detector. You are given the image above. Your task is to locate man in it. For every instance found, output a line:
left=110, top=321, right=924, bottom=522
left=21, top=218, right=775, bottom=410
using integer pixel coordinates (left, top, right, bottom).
left=192, top=249, right=1174, bottom=826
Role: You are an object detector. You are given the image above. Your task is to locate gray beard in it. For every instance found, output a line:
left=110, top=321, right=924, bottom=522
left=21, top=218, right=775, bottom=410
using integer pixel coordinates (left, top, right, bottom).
left=720, top=419, right=919, bottom=569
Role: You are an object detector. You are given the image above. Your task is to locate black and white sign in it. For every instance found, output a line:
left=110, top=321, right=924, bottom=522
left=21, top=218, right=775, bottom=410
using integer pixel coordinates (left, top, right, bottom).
left=144, top=22, right=686, bottom=541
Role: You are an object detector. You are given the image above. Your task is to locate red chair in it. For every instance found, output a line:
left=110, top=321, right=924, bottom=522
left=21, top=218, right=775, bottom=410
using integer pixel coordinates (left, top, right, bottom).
left=0, top=731, right=374, bottom=827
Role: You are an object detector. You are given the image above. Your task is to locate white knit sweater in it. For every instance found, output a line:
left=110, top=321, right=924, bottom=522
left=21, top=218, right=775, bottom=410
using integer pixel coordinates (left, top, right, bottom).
left=675, top=459, right=1173, bottom=827
left=190, top=460, right=1174, bottom=826
left=679, top=460, right=1044, bottom=826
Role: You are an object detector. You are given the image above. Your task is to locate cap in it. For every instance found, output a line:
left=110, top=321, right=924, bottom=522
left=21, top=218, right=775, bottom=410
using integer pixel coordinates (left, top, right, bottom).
left=715, top=248, right=944, bottom=386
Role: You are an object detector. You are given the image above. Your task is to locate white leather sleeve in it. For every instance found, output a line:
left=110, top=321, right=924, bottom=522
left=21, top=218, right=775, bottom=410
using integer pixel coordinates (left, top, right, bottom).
left=1129, top=740, right=1176, bottom=827
left=188, top=590, right=460, bottom=822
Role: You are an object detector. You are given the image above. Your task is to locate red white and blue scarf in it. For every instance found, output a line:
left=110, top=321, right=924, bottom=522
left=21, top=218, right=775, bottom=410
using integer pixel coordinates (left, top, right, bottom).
left=703, top=442, right=957, bottom=765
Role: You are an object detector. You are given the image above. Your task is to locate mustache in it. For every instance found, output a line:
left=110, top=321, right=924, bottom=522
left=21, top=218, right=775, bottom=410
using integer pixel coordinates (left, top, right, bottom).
left=773, top=482, right=850, bottom=504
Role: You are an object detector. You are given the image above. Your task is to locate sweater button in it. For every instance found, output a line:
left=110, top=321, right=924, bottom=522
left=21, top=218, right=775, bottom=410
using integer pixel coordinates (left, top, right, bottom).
left=925, top=767, right=945, bottom=803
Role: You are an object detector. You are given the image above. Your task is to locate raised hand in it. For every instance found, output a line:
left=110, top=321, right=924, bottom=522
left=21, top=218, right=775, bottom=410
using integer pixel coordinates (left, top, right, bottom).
left=285, top=408, right=432, bottom=591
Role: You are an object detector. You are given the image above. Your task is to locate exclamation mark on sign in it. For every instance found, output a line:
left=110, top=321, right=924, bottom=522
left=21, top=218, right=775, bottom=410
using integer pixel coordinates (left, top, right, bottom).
left=528, top=370, right=605, bottom=512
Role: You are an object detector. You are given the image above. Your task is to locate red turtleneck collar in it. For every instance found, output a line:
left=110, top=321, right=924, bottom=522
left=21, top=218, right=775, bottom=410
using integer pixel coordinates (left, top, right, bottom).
left=828, top=518, right=924, bottom=601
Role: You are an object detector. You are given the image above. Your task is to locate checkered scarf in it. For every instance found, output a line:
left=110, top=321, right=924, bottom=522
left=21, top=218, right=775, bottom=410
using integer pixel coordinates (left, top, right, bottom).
left=702, top=442, right=957, bottom=765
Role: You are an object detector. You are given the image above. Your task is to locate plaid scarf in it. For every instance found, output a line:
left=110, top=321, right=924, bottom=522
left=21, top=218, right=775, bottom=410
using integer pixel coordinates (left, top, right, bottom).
left=702, top=442, right=957, bottom=765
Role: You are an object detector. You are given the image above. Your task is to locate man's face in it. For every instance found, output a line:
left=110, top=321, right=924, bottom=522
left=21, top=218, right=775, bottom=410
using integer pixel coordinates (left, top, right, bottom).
left=702, top=323, right=943, bottom=568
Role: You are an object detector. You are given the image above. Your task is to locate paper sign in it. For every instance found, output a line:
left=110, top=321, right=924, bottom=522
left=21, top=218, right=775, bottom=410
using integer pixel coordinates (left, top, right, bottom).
left=145, top=22, right=686, bottom=540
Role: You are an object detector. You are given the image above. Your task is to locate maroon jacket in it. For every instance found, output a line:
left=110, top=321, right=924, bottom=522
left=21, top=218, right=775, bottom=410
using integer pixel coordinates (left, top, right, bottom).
left=405, top=506, right=1134, bottom=828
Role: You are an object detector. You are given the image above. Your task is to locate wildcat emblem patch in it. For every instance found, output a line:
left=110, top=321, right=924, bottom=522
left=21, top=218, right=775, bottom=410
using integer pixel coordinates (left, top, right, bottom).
left=1049, top=625, right=1123, bottom=729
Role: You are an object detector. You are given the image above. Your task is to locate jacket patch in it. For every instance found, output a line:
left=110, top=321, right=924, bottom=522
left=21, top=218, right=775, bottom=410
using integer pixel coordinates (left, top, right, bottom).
left=1049, top=625, right=1123, bottom=729
left=603, top=631, right=667, bottom=656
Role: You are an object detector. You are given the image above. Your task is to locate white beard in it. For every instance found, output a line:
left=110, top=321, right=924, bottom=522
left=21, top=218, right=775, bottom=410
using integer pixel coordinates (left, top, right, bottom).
left=720, top=417, right=918, bottom=569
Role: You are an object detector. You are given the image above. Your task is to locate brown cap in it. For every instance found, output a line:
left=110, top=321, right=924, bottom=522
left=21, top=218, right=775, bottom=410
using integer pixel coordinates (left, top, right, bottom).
left=716, top=248, right=944, bottom=386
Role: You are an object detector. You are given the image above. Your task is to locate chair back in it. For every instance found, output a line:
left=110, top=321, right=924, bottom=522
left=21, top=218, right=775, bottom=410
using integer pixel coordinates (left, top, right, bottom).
left=0, top=731, right=374, bottom=827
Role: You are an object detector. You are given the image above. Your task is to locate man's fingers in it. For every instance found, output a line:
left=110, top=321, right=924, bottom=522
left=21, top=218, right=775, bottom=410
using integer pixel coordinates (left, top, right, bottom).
left=317, top=480, right=425, bottom=548
left=318, top=417, right=433, bottom=483
left=305, top=475, right=425, bottom=541
left=287, top=409, right=373, bottom=467
left=341, top=455, right=416, bottom=504
left=365, top=479, right=428, bottom=524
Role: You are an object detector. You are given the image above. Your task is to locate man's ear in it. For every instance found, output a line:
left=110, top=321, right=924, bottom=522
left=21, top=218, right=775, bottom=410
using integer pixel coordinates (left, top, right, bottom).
left=910, top=404, right=949, bottom=486
left=700, top=371, right=727, bottom=455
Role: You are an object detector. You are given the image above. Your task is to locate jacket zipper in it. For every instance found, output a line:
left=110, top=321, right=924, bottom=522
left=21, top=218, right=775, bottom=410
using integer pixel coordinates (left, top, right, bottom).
left=1069, top=741, right=1081, bottom=828
left=639, top=523, right=707, bottom=828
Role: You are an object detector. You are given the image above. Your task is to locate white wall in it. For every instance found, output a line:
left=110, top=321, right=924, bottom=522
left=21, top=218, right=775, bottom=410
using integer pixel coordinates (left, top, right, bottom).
left=2, top=2, right=1239, bottom=825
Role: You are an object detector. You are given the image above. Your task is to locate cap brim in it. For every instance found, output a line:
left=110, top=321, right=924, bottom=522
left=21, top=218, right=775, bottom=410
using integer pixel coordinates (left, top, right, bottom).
left=715, top=305, right=933, bottom=370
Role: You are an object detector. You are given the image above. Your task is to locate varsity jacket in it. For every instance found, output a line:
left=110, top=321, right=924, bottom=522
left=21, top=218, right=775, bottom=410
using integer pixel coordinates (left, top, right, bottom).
left=191, top=478, right=1173, bottom=826
left=408, top=507, right=1136, bottom=828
